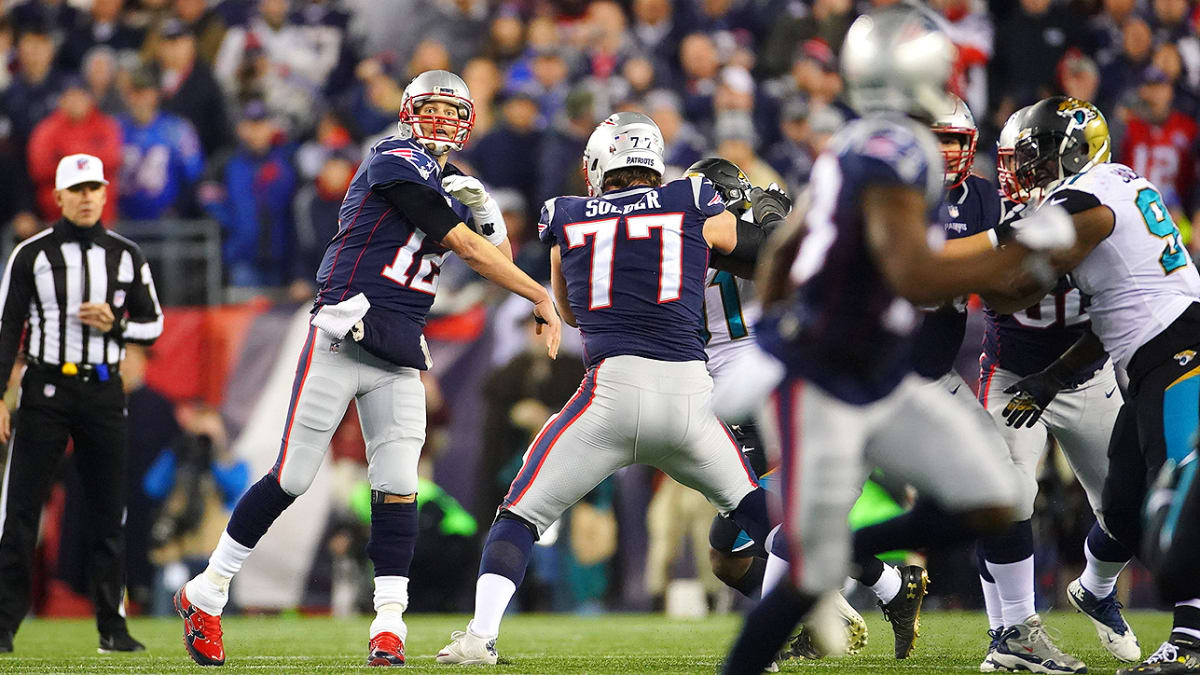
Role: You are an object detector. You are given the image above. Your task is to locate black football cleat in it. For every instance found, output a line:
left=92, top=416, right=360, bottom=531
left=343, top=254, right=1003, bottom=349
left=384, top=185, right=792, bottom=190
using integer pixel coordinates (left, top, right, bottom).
left=878, top=564, right=929, bottom=659
left=1117, top=637, right=1200, bottom=674
left=0, top=630, right=12, bottom=653
left=98, top=632, right=145, bottom=653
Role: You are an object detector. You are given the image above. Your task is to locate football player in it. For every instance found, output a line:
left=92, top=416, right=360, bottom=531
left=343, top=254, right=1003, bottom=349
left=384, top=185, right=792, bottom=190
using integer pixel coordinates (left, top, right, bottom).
left=172, top=70, right=561, bottom=668
left=721, top=6, right=1080, bottom=673
left=993, top=95, right=1200, bottom=675
left=436, top=113, right=779, bottom=665
left=962, top=101, right=1140, bottom=673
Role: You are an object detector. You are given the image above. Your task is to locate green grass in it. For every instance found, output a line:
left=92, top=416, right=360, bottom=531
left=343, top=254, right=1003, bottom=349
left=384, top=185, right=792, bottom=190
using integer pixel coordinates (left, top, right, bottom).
left=0, top=610, right=1174, bottom=674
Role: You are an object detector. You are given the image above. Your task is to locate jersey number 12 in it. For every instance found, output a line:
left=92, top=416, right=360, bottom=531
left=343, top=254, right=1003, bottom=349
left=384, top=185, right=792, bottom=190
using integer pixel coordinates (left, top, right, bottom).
left=564, top=214, right=683, bottom=309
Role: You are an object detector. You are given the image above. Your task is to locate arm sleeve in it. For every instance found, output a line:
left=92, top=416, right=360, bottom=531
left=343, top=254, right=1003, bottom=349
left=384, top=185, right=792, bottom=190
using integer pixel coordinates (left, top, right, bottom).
left=373, top=181, right=461, bottom=242
left=537, top=198, right=559, bottom=246
left=1050, top=188, right=1103, bottom=214
left=710, top=219, right=769, bottom=278
left=119, top=246, right=164, bottom=344
left=0, top=246, right=34, bottom=395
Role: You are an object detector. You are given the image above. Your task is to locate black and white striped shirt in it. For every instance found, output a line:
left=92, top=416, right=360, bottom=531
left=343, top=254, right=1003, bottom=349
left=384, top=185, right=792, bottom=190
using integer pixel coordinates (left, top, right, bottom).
left=0, top=219, right=163, bottom=389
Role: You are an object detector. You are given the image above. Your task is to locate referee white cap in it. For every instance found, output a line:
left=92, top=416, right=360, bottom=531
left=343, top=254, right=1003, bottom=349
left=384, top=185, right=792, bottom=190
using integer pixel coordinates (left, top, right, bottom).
left=55, top=154, right=109, bottom=190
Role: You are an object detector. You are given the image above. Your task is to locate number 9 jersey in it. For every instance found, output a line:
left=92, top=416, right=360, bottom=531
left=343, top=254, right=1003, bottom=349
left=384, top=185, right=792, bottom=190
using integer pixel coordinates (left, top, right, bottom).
left=1046, top=162, right=1200, bottom=368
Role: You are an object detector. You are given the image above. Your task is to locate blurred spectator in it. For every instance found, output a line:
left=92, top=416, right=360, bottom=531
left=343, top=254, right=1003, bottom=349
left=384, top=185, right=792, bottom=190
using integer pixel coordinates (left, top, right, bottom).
left=760, top=0, right=854, bottom=77
left=1058, top=50, right=1102, bottom=107
left=81, top=47, right=124, bottom=114
left=1152, top=0, right=1192, bottom=43
left=991, top=0, right=1083, bottom=119
left=144, top=403, right=249, bottom=615
left=461, top=57, right=503, bottom=137
left=8, top=0, right=83, bottom=42
left=1153, top=40, right=1200, bottom=117
left=343, top=58, right=404, bottom=140
left=1120, top=67, right=1199, bottom=224
left=469, top=91, right=543, bottom=216
left=1098, top=15, right=1154, bottom=114
left=155, top=19, right=232, bottom=156
left=678, top=32, right=720, bottom=131
left=934, top=0, right=994, bottom=115
left=536, top=88, right=596, bottom=208
left=616, top=54, right=660, bottom=104
left=645, top=477, right=719, bottom=608
left=295, top=109, right=356, bottom=180
left=27, top=78, right=123, bottom=223
left=200, top=101, right=297, bottom=288
left=482, top=11, right=526, bottom=70
left=576, top=1, right=631, bottom=81
left=405, top=38, right=453, bottom=82
left=420, top=0, right=489, bottom=68
left=292, top=150, right=356, bottom=291
left=1087, top=0, right=1136, bottom=69
left=645, top=90, right=706, bottom=176
left=141, top=0, right=228, bottom=65
left=2, top=22, right=63, bottom=156
left=714, top=112, right=784, bottom=190
left=526, top=48, right=572, bottom=125
left=57, top=0, right=145, bottom=72
left=766, top=98, right=816, bottom=195
left=0, top=16, right=12, bottom=92
left=629, top=0, right=685, bottom=73
left=117, top=69, right=205, bottom=220
left=766, top=39, right=843, bottom=116
left=214, top=0, right=343, bottom=133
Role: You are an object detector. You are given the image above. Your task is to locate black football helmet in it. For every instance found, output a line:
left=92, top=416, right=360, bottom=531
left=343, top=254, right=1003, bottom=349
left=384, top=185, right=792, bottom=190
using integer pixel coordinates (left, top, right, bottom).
left=1011, top=96, right=1111, bottom=201
left=685, top=158, right=753, bottom=217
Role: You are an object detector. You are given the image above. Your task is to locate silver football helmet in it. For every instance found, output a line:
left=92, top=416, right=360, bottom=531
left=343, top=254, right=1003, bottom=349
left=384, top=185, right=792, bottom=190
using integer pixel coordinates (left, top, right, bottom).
left=840, top=3, right=956, bottom=122
left=398, top=70, right=475, bottom=155
left=581, top=112, right=665, bottom=196
left=930, top=93, right=978, bottom=190
left=997, top=105, right=1031, bottom=203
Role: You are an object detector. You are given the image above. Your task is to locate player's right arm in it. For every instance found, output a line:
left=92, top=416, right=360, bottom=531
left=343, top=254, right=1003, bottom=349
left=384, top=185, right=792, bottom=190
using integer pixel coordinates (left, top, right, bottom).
left=549, top=245, right=578, bottom=328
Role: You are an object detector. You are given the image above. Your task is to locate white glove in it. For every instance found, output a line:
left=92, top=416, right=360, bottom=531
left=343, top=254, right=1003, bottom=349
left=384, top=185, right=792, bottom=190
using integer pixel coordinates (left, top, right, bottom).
left=441, top=174, right=489, bottom=208
left=1011, top=203, right=1076, bottom=251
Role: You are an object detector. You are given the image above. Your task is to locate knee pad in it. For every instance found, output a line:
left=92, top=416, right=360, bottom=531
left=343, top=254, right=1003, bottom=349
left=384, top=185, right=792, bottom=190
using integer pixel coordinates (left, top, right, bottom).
left=366, top=442, right=421, bottom=496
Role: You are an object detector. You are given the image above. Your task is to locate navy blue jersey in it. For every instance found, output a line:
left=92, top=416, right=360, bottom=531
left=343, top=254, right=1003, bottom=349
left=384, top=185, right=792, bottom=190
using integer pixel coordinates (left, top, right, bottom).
left=757, top=117, right=944, bottom=404
left=539, top=176, right=725, bottom=367
left=911, top=174, right=1000, bottom=379
left=979, top=199, right=1105, bottom=383
left=313, top=136, right=472, bottom=369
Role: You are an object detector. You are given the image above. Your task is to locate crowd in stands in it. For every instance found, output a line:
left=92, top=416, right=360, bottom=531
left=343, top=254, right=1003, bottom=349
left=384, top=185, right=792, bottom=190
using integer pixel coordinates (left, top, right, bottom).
left=2, top=0, right=1199, bottom=298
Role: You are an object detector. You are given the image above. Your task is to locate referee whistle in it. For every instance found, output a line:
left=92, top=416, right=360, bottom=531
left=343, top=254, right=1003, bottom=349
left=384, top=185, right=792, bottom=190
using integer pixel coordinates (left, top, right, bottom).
left=61, top=362, right=78, bottom=376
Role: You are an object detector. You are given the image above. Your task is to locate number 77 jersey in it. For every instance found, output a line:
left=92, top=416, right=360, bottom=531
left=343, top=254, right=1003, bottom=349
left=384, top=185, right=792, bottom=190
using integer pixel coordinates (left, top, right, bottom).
left=539, top=176, right=727, bottom=367
left=1045, top=162, right=1200, bottom=369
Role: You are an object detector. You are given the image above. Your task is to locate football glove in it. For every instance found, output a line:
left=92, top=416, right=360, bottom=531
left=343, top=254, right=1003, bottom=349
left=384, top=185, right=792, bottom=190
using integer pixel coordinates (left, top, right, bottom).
left=748, top=185, right=791, bottom=225
left=1010, top=203, right=1075, bottom=252
left=441, top=174, right=489, bottom=208
left=1000, top=366, right=1070, bottom=428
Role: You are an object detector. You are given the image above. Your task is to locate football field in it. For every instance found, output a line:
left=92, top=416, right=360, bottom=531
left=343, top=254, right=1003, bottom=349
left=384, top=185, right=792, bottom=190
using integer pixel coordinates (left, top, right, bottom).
left=0, top=610, right=1173, bottom=674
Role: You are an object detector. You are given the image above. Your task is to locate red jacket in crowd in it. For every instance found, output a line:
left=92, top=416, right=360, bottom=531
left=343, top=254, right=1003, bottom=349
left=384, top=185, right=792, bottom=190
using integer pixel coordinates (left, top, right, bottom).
left=27, top=108, right=123, bottom=224
left=1121, top=110, right=1198, bottom=212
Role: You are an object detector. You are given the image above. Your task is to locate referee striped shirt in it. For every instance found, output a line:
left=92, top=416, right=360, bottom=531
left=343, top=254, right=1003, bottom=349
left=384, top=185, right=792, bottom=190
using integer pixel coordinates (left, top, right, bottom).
left=0, top=219, right=163, bottom=390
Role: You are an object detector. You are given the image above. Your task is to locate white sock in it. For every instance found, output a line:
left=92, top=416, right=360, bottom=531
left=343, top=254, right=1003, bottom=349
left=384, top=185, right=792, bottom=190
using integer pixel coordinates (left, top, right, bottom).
left=980, top=576, right=1004, bottom=630
left=870, top=565, right=902, bottom=604
left=762, top=553, right=789, bottom=596
left=986, top=556, right=1036, bottom=628
left=470, top=574, right=516, bottom=638
left=1079, top=539, right=1127, bottom=599
left=370, top=576, right=409, bottom=639
left=208, top=531, right=255, bottom=579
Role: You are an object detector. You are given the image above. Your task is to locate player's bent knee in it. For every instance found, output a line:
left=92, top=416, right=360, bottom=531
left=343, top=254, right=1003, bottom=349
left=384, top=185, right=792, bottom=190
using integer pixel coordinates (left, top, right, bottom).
left=495, top=509, right=541, bottom=540
left=276, top=446, right=324, bottom=496
left=373, top=490, right=416, bottom=504
left=710, top=548, right=752, bottom=587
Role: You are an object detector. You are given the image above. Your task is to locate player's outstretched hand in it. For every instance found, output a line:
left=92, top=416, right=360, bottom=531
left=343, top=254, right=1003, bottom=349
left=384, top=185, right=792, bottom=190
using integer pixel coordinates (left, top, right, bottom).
left=533, top=298, right=562, bottom=360
left=1011, top=203, right=1075, bottom=251
left=748, top=186, right=791, bottom=224
left=1000, top=370, right=1064, bottom=428
left=441, top=175, right=489, bottom=208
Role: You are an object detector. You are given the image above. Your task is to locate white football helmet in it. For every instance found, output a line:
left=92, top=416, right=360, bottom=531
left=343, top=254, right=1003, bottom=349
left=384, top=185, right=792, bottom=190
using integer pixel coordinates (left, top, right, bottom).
left=930, top=93, right=978, bottom=190
left=398, top=70, right=475, bottom=156
left=997, top=105, right=1032, bottom=203
left=581, top=112, right=665, bottom=196
left=841, top=3, right=956, bottom=122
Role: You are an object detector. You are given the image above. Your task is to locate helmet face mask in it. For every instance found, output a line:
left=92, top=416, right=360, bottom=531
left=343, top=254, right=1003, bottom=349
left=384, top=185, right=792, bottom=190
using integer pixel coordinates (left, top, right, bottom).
left=1009, top=96, right=1109, bottom=203
left=398, top=70, right=475, bottom=155
left=996, top=105, right=1031, bottom=203
left=685, top=158, right=752, bottom=216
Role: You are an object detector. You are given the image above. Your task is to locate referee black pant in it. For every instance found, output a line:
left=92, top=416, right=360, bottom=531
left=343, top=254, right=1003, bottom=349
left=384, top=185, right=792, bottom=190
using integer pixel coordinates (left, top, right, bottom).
left=0, top=366, right=128, bottom=637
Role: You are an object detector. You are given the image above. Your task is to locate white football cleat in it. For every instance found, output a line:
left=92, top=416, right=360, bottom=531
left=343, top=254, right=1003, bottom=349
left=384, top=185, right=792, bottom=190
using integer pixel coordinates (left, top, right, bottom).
left=436, top=628, right=498, bottom=665
left=1067, top=578, right=1141, bottom=662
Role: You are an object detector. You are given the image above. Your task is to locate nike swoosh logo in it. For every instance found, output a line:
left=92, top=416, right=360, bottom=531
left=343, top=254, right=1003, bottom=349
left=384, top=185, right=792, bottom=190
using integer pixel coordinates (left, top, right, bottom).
left=1106, top=387, right=1117, bottom=398
left=1047, top=197, right=1068, bottom=207
left=950, top=384, right=962, bottom=395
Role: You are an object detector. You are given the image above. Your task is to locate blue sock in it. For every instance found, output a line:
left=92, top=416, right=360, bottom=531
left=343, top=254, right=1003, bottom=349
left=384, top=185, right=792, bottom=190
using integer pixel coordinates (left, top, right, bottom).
left=226, top=476, right=297, bottom=548
left=729, top=488, right=770, bottom=549
left=976, top=545, right=996, bottom=583
left=722, top=582, right=816, bottom=675
left=478, top=516, right=535, bottom=586
left=366, top=499, right=418, bottom=577
left=981, top=519, right=1033, bottom=564
left=1086, top=521, right=1132, bottom=563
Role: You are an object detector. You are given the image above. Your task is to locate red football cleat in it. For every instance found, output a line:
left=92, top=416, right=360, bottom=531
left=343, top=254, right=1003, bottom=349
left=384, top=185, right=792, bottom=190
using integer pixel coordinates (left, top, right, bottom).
left=174, top=587, right=226, bottom=666
left=367, top=631, right=406, bottom=667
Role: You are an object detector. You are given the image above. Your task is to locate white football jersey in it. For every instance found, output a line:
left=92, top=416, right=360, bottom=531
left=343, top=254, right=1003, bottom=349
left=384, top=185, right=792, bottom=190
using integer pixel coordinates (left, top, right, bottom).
left=1046, top=162, right=1200, bottom=368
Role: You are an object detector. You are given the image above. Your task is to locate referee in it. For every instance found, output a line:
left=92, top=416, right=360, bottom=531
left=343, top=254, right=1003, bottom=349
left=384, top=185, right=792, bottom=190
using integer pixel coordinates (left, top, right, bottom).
left=0, top=154, right=163, bottom=653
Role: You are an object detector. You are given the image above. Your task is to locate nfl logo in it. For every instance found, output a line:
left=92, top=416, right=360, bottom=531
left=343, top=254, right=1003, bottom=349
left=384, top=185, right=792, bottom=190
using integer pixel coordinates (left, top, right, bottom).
left=76, top=158, right=89, bottom=170
left=948, top=205, right=959, bottom=218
